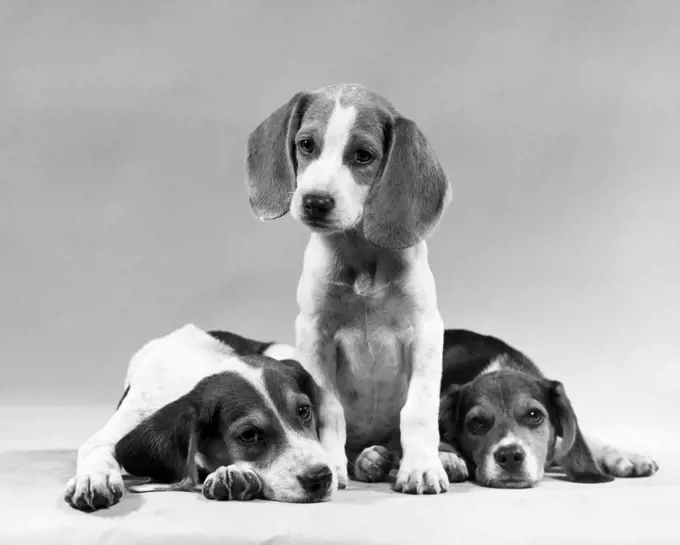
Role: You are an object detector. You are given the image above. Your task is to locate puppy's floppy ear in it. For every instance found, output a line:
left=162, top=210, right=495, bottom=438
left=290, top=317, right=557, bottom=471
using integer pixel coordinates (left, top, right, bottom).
left=545, top=380, right=613, bottom=483
left=246, top=92, right=311, bottom=221
left=438, top=384, right=462, bottom=444
left=114, top=396, right=204, bottom=484
left=363, top=116, right=452, bottom=250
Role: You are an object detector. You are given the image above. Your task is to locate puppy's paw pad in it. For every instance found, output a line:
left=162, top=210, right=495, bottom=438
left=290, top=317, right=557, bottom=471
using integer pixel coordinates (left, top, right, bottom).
left=602, top=450, right=659, bottom=478
left=202, top=465, right=262, bottom=501
left=439, top=451, right=469, bottom=483
left=64, top=471, right=125, bottom=511
left=354, top=445, right=395, bottom=483
left=394, top=458, right=449, bottom=495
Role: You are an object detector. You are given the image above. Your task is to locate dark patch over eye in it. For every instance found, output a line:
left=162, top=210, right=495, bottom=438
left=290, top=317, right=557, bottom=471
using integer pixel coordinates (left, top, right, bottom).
left=523, top=409, right=545, bottom=427
left=237, top=428, right=263, bottom=445
left=353, top=149, right=374, bottom=164
left=298, top=404, right=312, bottom=422
left=297, top=138, right=315, bottom=155
left=466, top=416, right=492, bottom=435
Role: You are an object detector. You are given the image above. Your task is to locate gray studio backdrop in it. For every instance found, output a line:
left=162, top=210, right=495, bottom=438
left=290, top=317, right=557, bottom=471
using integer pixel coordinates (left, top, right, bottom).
left=1, top=2, right=678, bottom=440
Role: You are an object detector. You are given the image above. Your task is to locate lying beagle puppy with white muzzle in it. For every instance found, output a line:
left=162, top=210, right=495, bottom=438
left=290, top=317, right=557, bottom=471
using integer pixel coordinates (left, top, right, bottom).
left=114, top=357, right=331, bottom=503
left=64, top=325, right=332, bottom=511
left=246, top=83, right=452, bottom=495
left=436, top=329, right=659, bottom=488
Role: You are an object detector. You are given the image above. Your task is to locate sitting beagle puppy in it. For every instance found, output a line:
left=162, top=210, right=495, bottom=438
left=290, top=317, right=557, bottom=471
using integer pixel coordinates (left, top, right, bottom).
left=436, top=329, right=659, bottom=488
left=246, top=83, right=452, bottom=494
left=64, top=324, right=331, bottom=511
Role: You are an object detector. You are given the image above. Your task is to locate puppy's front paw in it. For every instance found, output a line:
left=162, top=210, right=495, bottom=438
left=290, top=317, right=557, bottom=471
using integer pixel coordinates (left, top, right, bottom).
left=600, top=448, right=659, bottom=478
left=394, top=454, right=449, bottom=495
left=439, top=450, right=469, bottom=483
left=354, top=445, right=395, bottom=483
left=202, top=465, right=263, bottom=501
left=64, top=470, right=125, bottom=511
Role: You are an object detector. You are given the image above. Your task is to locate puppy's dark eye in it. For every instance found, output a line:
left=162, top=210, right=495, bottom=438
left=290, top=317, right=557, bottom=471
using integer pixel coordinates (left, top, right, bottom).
left=466, top=417, right=491, bottom=435
left=354, top=149, right=374, bottom=164
left=524, top=409, right=545, bottom=426
left=297, top=139, right=315, bottom=155
left=298, top=404, right=312, bottom=421
left=238, top=429, right=262, bottom=444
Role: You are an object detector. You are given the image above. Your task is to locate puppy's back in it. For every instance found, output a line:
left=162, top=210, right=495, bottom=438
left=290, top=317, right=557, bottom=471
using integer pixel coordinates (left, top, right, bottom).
left=207, top=330, right=274, bottom=356
left=441, top=329, right=542, bottom=390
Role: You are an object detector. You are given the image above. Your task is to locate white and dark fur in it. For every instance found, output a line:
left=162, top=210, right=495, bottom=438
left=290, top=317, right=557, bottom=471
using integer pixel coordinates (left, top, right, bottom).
left=246, top=83, right=452, bottom=494
left=435, top=329, right=659, bottom=488
left=64, top=324, right=329, bottom=511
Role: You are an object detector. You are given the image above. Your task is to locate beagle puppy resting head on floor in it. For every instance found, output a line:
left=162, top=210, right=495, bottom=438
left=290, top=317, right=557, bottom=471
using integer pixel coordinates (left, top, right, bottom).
left=114, top=356, right=333, bottom=503
left=439, top=369, right=614, bottom=489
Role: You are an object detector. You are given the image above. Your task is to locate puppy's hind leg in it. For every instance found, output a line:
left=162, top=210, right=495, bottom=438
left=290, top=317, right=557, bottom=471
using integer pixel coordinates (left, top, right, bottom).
left=585, top=435, right=659, bottom=478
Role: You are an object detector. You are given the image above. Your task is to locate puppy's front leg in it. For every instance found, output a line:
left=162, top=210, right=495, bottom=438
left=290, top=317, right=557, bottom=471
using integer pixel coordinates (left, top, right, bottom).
left=438, top=441, right=469, bottom=483
left=395, top=313, right=449, bottom=494
left=64, top=404, right=142, bottom=511
left=202, top=465, right=263, bottom=501
left=295, top=314, right=348, bottom=490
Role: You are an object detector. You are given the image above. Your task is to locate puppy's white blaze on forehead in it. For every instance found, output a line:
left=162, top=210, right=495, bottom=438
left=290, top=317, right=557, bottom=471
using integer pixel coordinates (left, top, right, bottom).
left=322, top=101, right=357, bottom=158
left=293, top=101, right=368, bottom=230
left=223, top=358, right=275, bottom=410
left=480, top=354, right=510, bottom=376
left=298, top=102, right=356, bottom=188
left=296, top=101, right=357, bottom=192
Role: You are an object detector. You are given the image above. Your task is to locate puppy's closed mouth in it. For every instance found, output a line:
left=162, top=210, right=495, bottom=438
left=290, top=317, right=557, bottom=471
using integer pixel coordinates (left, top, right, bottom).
left=301, top=217, right=337, bottom=231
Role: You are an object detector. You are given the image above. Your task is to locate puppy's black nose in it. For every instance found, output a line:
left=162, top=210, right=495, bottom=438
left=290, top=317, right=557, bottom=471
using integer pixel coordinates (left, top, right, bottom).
left=494, top=445, right=525, bottom=472
left=297, top=464, right=333, bottom=495
left=302, top=193, right=335, bottom=219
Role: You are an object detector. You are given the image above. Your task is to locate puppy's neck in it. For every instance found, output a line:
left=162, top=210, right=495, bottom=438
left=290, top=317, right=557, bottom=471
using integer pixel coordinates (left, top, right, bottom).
left=313, top=230, right=424, bottom=281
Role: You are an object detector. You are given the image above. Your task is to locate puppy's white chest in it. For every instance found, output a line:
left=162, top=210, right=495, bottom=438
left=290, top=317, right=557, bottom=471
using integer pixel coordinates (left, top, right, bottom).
left=333, top=279, right=414, bottom=368
left=332, top=285, right=415, bottom=451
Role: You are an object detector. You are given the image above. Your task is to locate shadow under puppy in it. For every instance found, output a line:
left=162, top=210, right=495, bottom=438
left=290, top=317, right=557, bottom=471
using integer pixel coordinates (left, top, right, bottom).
left=437, top=329, right=660, bottom=488
left=114, top=356, right=333, bottom=503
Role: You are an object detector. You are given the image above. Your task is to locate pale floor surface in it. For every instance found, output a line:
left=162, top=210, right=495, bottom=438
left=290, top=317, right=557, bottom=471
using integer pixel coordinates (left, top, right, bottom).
left=1, top=405, right=679, bottom=545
